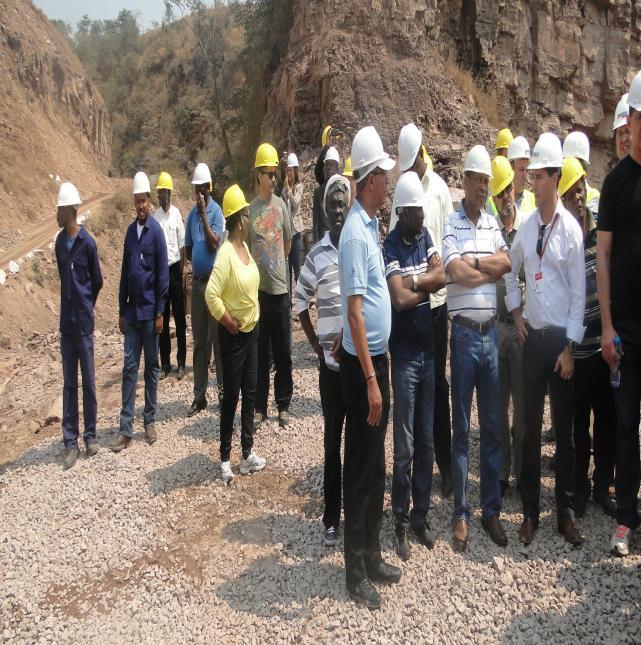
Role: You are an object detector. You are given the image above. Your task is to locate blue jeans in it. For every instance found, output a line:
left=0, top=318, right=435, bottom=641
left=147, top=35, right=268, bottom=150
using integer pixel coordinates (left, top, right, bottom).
left=391, top=353, right=435, bottom=530
left=119, top=320, right=159, bottom=436
left=450, top=322, right=501, bottom=522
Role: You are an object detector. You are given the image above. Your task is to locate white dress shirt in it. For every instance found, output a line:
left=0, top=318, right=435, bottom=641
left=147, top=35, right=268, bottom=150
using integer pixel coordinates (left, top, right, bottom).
left=154, top=204, right=185, bottom=266
left=504, top=200, right=586, bottom=343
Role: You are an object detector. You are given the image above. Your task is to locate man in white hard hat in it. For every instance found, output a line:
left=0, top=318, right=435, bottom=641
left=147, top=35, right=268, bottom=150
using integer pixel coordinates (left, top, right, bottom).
left=597, top=69, right=641, bottom=557
left=612, top=93, right=631, bottom=161
left=55, top=182, right=103, bottom=469
left=442, top=145, right=512, bottom=552
left=184, top=163, right=225, bottom=418
left=507, top=136, right=536, bottom=215
left=338, top=125, right=398, bottom=609
left=505, top=132, right=586, bottom=547
left=313, top=146, right=340, bottom=242
left=391, top=123, right=454, bottom=498
left=383, top=171, right=446, bottom=562
left=112, top=172, right=169, bottom=452
left=563, top=131, right=600, bottom=213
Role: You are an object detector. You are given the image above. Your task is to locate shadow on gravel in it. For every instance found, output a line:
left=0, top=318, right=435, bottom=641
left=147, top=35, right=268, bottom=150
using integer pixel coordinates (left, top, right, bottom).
left=288, top=465, right=324, bottom=518
left=0, top=436, right=63, bottom=474
left=178, top=415, right=220, bottom=444
left=145, top=452, right=217, bottom=495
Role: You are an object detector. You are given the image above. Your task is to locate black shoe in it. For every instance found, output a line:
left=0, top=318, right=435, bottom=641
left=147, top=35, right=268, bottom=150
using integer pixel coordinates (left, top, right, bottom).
left=575, top=493, right=587, bottom=518
left=159, top=366, right=171, bottom=381
left=347, top=579, right=381, bottom=610
left=176, top=366, right=185, bottom=381
left=367, top=560, right=401, bottom=585
left=187, top=398, right=207, bottom=418
left=440, top=473, right=453, bottom=498
left=593, top=489, right=616, bottom=517
left=395, top=526, right=411, bottom=561
left=558, top=519, right=584, bottom=547
left=254, top=410, right=267, bottom=428
left=481, top=514, right=508, bottom=547
left=412, top=525, right=434, bottom=549
left=500, top=480, right=509, bottom=498
left=62, top=446, right=79, bottom=470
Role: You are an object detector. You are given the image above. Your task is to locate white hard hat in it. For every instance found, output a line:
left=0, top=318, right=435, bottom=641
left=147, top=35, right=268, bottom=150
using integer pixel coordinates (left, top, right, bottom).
left=613, top=93, right=630, bottom=131
left=350, top=125, right=396, bottom=180
left=398, top=123, right=422, bottom=172
left=393, top=171, right=424, bottom=210
left=57, top=182, right=81, bottom=207
left=191, top=162, right=212, bottom=185
left=325, top=146, right=340, bottom=164
left=507, top=136, right=530, bottom=161
left=286, top=153, right=299, bottom=168
left=628, top=70, right=641, bottom=111
left=132, top=171, right=151, bottom=195
left=563, top=131, right=590, bottom=164
left=463, top=145, right=492, bottom=177
left=528, top=133, right=563, bottom=170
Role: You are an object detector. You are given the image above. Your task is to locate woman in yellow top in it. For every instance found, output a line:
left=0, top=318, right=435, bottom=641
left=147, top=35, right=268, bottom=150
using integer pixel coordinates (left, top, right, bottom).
left=206, top=184, right=265, bottom=485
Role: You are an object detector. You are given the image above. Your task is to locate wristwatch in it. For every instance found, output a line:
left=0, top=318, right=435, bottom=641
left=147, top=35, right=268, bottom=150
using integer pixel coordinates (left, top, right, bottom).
left=566, top=339, right=577, bottom=354
left=412, top=274, right=418, bottom=292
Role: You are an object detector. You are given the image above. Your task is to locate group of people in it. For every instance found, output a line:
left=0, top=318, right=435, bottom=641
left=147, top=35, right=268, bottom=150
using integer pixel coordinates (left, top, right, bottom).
left=52, top=66, right=641, bottom=610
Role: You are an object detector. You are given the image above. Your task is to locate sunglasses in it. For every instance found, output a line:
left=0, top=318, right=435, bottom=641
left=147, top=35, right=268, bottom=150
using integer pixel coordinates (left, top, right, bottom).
left=259, top=171, right=276, bottom=179
left=536, top=223, right=547, bottom=257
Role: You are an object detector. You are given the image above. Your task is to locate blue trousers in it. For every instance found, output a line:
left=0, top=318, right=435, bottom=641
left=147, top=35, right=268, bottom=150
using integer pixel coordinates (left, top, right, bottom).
left=119, top=320, right=159, bottom=436
left=60, top=332, right=97, bottom=448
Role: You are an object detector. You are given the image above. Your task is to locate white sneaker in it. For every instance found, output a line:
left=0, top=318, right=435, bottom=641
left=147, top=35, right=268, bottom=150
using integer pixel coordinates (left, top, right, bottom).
left=221, top=460, right=234, bottom=485
left=610, top=524, right=632, bottom=557
left=240, top=452, right=266, bottom=475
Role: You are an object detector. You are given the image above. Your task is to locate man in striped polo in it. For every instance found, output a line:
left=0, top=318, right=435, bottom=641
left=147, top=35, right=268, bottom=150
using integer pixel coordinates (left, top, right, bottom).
left=442, top=145, right=512, bottom=552
left=295, top=175, right=350, bottom=548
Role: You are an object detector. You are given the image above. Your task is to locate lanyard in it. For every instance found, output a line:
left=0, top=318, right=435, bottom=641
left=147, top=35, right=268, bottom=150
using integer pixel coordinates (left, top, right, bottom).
left=538, top=213, right=559, bottom=265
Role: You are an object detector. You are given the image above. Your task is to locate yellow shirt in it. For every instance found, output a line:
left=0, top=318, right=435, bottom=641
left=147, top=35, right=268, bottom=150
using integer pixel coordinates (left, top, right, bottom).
left=205, top=240, right=260, bottom=332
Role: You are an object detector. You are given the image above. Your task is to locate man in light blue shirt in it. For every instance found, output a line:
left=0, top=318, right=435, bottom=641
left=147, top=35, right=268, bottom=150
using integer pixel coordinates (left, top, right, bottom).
left=338, top=126, right=396, bottom=611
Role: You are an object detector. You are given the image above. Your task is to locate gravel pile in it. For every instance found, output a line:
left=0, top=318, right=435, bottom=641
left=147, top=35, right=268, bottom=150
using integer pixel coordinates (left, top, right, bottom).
left=1, top=326, right=640, bottom=643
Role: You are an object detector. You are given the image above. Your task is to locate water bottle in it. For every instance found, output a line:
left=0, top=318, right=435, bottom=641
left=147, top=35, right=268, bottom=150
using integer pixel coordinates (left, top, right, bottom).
left=610, top=335, right=622, bottom=388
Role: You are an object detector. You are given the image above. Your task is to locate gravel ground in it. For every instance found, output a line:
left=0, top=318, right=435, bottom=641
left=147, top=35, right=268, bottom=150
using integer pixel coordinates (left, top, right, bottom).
left=1, top=324, right=641, bottom=643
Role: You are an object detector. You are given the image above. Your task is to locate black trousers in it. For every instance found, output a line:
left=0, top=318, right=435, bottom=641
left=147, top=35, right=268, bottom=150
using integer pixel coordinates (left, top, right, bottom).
left=320, top=360, right=346, bottom=529
left=159, top=261, right=186, bottom=369
left=573, top=351, right=616, bottom=496
left=340, top=349, right=390, bottom=588
left=520, top=326, right=575, bottom=522
left=432, top=303, right=452, bottom=479
left=256, top=291, right=293, bottom=414
left=613, top=320, right=641, bottom=530
left=219, top=325, right=258, bottom=461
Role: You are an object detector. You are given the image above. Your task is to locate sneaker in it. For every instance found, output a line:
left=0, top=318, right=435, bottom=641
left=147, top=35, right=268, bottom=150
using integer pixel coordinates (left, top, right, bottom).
left=278, top=410, right=289, bottom=428
left=62, top=446, right=79, bottom=470
left=221, top=461, right=234, bottom=485
left=324, top=525, right=338, bottom=546
left=610, top=524, right=632, bottom=557
left=85, top=441, right=99, bottom=458
left=240, top=452, right=266, bottom=475
left=109, top=435, right=132, bottom=453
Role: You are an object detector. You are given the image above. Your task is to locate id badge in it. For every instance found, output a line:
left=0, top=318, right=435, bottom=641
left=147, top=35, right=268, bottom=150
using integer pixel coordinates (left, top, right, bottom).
left=534, top=271, right=543, bottom=295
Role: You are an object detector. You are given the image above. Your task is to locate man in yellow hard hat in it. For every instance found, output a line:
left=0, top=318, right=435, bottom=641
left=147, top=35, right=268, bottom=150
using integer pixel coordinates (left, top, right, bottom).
left=495, top=128, right=514, bottom=158
left=313, top=146, right=340, bottom=242
left=314, top=125, right=343, bottom=185
left=249, top=143, right=293, bottom=429
left=153, top=172, right=186, bottom=381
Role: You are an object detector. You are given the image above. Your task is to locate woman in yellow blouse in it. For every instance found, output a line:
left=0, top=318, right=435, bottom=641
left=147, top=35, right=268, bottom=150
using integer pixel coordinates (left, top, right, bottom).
left=206, top=184, right=265, bottom=484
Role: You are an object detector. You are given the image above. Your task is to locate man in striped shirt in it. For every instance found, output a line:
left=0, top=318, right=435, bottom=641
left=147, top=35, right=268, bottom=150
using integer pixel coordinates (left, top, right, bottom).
left=295, top=175, right=350, bottom=548
left=442, top=145, right=512, bottom=552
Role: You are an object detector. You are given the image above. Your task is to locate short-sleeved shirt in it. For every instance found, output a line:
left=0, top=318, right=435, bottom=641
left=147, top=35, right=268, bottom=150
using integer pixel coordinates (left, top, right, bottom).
left=338, top=199, right=391, bottom=356
left=442, top=203, right=508, bottom=323
left=184, top=197, right=224, bottom=278
left=597, top=154, right=641, bottom=324
left=383, top=225, right=437, bottom=359
left=248, top=194, right=292, bottom=295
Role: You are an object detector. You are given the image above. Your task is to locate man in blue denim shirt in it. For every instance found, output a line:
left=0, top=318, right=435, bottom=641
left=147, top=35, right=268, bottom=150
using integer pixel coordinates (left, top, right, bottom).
left=112, top=172, right=168, bottom=452
left=383, top=172, right=446, bottom=561
left=55, top=182, right=103, bottom=470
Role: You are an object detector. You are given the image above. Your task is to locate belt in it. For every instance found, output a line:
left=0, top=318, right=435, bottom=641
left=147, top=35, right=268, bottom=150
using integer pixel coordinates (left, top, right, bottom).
left=526, top=324, right=565, bottom=338
left=453, top=315, right=495, bottom=334
left=496, top=315, right=513, bottom=325
left=193, top=273, right=211, bottom=283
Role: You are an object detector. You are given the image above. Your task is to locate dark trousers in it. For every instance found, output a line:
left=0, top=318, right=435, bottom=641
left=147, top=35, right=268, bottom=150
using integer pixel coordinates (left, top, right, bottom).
left=520, top=326, right=575, bottom=522
left=256, top=291, right=293, bottom=414
left=219, top=325, right=258, bottom=462
left=320, top=360, right=346, bottom=529
left=288, top=233, right=301, bottom=294
left=432, top=303, right=452, bottom=480
left=340, top=349, right=390, bottom=588
left=160, top=261, right=186, bottom=370
left=573, top=351, right=616, bottom=496
left=613, top=321, right=641, bottom=530
left=60, top=331, right=97, bottom=448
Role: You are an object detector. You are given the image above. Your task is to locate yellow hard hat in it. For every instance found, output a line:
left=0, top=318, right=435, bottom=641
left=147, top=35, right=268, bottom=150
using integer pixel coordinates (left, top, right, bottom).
left=489, top=156, right=515, bottom=197
left=342, top=156, right=353, bottom=177
left=222, top=184, right=250, bottom=219
left=156, top=171, right=173, bottom=191
left=322, top=125, right=332, bottom=147
left=558, top=157, right=587, bottom=197
left=495, top=128, right=514, bottom=150
left=421, top=145, right=433, bottom=172
left=254, top=143, right=279, bottom=169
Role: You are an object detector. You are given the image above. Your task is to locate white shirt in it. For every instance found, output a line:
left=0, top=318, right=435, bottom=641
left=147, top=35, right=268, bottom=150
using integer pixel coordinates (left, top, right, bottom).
left=442, top=204, right=507, bottom=323
left=136, top=223, right=143, bottom=239
left=504, top=200, right=585, bottom=343
left=154, top=204, right=185, bottom=266
left=390, top=169, right=453, bottom=309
